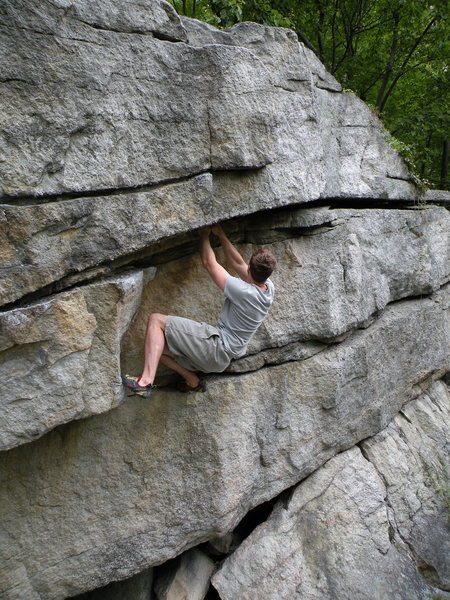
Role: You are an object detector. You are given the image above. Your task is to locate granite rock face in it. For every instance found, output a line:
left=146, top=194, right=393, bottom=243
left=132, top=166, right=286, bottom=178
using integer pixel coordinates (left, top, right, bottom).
left=0, top=271, right=146, bottom=450
left=122, top=205, right=450, bottom=377
left=1, top=0, right=417, bottom=307
left=212, top=381, right=450, bottom=600
left=0, top=175, right=213, bottom=306
left=0, top=2, right=412, bottom=199
left=1, top=1, right=449, bottom=599
left=2, top=206, right=448, bottom=451
left=0, top=2, right=274, bottom=198
left=0, top=293, right=448, bottom=599
left=362, top=381, right=450, bottom=590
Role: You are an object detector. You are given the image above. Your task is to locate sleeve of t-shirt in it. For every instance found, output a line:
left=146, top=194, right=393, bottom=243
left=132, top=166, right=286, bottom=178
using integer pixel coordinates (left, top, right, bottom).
left=223, top=276, right=248, bottom=303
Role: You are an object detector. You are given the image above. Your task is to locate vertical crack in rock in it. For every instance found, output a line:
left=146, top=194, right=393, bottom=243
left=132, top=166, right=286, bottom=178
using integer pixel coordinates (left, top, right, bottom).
left=211, top=387, right=450, bottom=599
left=359, top=381, right=450, bottom=592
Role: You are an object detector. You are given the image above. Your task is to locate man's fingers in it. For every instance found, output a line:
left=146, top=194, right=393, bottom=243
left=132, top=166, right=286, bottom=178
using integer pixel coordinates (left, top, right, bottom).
left=198, top=226, right=211, bottom=236
left=211, top=224, right=224, bottom=236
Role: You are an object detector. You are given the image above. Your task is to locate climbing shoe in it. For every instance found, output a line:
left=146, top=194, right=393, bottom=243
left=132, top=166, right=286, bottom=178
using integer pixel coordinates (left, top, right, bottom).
left=121, top=374, right=155, bottom=399
left=176, top=379, right=207, bottom=393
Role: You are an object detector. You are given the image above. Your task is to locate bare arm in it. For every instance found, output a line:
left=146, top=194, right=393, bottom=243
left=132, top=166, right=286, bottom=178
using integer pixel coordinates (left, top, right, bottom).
left=212, top=224, right=248, bottom=281
left=199, top=227, right=229, bottom=291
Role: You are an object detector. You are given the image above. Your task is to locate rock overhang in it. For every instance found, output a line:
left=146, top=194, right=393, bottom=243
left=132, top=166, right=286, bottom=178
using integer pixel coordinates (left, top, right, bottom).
left=1, top=205, right=449, bottom=452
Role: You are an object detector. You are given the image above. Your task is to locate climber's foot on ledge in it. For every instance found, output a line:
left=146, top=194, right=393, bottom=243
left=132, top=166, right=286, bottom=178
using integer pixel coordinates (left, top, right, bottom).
left=176, top=379, right=207, bottom=393
left=121, top=374, right=155, bottom=399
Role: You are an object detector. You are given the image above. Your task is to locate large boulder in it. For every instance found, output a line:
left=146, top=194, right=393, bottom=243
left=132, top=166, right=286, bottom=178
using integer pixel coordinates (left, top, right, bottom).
left=1, top=0, right=419, bottom=309
left=0, top=292, right=448, bottom=599
left=212, top=381, right=450, bottom=600
left=0, top=2, right=448, bottom=599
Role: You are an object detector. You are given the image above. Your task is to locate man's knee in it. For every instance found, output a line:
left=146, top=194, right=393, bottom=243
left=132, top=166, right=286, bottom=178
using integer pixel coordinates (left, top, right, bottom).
left=148, top=312, right=167, bottom=329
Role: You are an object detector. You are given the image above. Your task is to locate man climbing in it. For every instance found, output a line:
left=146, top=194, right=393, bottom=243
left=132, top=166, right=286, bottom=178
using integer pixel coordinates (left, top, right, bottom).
left=121, top=224, right=276, bottom=398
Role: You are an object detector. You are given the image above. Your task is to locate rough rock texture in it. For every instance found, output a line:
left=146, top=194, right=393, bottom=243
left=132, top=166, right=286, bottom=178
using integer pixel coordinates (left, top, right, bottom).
left=362, top=381, right=450, bottom=590
left=212, top=382, right=450, bottom=600
left=182, top=17, right=414, bottom=200
left=0, top=3, right=412, bottom=198
left=1, top=0, right=418, bottom=307
left=122, top=206, right=450, bottom=375
left=0, top=270, right=147, bottom=450
left=0, top=175, right=213, bottom=306
left=0, top=2, right=274, bottom=198
left=1, top=2, right=449, bottom=599
left=2, top=206, right=448, bottom=451
left=0, top=292, right=448, bottom=599
left=154, top=549, right=215, bottom=600
left=424, top=189, right=450, bottom=204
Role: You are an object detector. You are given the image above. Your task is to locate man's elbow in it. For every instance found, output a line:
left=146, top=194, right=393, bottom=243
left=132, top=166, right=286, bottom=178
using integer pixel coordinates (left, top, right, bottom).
left=201, top=257, right=214, bottom=271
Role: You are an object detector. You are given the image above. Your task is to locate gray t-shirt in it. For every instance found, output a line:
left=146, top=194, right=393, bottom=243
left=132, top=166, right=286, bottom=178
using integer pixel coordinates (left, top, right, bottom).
left=217, top=276, right=275, bottom=358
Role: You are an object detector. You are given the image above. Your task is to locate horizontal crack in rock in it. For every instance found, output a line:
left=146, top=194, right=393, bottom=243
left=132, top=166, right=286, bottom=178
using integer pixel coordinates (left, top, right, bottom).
left=76, top=18, right=186, bottom=43
left=1, top=170, right=213, bottom=206
left=1, top=203, right=447, bottom=312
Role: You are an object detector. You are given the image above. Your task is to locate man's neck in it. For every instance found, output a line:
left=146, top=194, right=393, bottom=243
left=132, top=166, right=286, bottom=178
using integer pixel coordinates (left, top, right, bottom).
left=247, top=276, right=268, bottom=290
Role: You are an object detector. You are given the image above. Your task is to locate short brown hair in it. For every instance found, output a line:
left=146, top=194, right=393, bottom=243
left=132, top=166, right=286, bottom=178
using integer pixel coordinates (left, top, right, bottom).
left=249, top=248, right=276, bottom=283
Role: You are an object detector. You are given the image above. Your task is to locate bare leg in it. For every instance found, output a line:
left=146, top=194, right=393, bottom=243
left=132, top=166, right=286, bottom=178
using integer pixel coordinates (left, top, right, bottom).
left=160, top=354, right=200, bottom=388
left=138, top=313, right=168, bottom=387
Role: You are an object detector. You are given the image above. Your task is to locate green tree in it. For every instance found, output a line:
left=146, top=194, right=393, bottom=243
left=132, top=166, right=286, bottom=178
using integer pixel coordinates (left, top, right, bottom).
left=288, top=0, right=449, bottom=188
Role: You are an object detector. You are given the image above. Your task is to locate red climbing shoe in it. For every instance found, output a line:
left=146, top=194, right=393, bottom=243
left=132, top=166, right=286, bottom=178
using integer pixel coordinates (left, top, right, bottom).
left=121, top=374, right=155, bottom=399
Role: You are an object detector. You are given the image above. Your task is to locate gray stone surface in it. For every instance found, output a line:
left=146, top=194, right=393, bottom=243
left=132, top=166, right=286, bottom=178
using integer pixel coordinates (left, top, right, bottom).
left=4, top=205, right=447, bottom=451
left=1, top=4, right=418, bottom=307
left=212, top=382, right=450, bottom=599
left=122, top=206, right=450, bottom=374
left=0, top=293, right=448, bottom=599
left=0, top=174, right=213, bottom=305
left=2, top=196, right=447, bottom=312
left=0, top=3, right=448, bottom=600
left=0, top=3, right=275, bottom=199
left=0, top=0, right=416, bottom=228
left=362, top=380, right=450, bottom=590
left=200, top=21, right=415, bottom=207
left=249, top=205, right=449, bottom=349
left=424, top=189, right=450, bottom=204
left=0, top=270, right=145, bottom=450
left=205, top=532, right=241, bottom=556
left=154, top=548, right=215, bottom=600
left=2, top=0, right=187, bottom=41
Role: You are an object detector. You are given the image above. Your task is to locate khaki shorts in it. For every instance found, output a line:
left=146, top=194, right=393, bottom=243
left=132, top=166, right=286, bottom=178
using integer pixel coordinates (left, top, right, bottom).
left=165, top=316, right=231, bottom=373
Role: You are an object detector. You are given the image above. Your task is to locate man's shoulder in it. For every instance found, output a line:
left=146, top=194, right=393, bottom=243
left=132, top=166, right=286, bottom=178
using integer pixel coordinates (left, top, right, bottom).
left=226, top=275, right=248, bottom=289
left=226, top=276, right=275, bottom=298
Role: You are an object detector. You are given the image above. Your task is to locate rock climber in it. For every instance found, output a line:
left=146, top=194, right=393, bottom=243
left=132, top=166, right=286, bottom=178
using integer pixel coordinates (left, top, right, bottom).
left=121, top=224, right=276, bottom=398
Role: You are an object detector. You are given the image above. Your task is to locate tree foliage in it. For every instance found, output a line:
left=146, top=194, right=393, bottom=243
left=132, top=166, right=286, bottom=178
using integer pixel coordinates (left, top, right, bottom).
left=169, top=0, right=449, bottom=189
